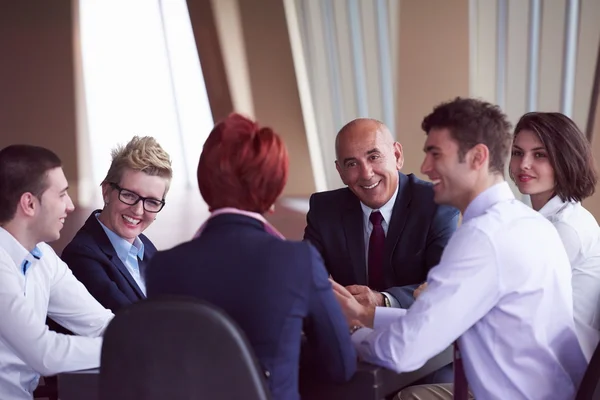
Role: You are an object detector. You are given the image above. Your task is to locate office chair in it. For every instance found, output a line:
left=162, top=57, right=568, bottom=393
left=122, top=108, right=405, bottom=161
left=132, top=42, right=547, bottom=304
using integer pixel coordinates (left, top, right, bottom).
left=576, top=342, right=600, bottom=400
left=99, top=296, right=270, bottom=400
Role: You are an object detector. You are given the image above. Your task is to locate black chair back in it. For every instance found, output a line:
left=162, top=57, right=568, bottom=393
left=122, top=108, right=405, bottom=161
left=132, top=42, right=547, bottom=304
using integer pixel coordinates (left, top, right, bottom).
left=99, top=297, right=270, bottom=400
left=577, top=342, right=600, bottom=399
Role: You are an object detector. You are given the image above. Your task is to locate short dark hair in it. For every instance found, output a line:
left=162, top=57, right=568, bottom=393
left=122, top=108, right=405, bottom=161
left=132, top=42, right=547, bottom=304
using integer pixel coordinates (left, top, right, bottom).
left=198, top=113, right=289, bottom=213
left=0, top=145, right=62, bottom=224
left=514, top=112, right=597, bottom=202
left=421, top=97, right=512, bottom=174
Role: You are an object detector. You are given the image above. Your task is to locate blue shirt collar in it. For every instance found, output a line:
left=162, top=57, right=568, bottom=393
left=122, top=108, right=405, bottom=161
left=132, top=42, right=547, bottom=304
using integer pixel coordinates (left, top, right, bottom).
left=463, top=181, right=515, bottom=223
left=95, top=213, right=145, bottom=261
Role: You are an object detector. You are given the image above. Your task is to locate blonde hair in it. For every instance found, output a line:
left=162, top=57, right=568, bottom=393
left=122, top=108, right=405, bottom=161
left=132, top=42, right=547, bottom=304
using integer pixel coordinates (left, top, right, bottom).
left=103, top=136, right=173, bottom=195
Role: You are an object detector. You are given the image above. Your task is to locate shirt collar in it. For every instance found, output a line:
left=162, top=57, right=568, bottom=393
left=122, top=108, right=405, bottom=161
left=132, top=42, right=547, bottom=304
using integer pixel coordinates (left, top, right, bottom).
left=360, top=180, right=400, bottom=226
left=0, top=227, right=43, bottom=272
left=95, top=214, right=145, bottom=261
left=463, top=181, right=515, bottom=223
left=538, top=195, right=572, bottom=218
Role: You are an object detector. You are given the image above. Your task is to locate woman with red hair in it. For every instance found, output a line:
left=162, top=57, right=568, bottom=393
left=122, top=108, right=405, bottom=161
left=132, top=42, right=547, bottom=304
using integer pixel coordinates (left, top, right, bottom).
left=146, top=113, right=356, bottom=400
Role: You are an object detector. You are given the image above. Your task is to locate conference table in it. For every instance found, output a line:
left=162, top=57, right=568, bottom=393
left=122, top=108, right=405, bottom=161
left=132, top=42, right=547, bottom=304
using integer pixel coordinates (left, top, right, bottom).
left=58, top=347, right=452, bottom=400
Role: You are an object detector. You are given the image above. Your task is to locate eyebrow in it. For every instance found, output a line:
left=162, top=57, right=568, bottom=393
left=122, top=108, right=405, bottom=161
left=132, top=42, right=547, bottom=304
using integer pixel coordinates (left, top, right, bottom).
left=423, top=145, right=441, bottom=153
left=60, top=186, right=69, bottom=194
left=512, top=144, right=546, bottom=151
left=342, top=148, right=380, bottom=165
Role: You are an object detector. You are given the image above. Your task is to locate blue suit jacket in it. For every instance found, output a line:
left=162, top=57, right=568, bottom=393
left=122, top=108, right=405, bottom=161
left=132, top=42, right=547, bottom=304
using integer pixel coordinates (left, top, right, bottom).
left=146, top=214, right=356, bottom=400
left=304, top=173, right=459, bottom=307
left=61, top=211, right=156, bottom=312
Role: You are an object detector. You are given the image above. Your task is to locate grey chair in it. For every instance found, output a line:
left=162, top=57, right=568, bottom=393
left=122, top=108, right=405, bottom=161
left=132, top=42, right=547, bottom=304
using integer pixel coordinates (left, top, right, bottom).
left=99, top=296, right=270, bottom=400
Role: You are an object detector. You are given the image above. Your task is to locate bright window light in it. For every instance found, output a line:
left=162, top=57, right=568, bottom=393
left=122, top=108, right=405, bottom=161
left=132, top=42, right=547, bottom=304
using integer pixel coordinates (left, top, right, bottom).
left=78, top=0, right=214, bottom=190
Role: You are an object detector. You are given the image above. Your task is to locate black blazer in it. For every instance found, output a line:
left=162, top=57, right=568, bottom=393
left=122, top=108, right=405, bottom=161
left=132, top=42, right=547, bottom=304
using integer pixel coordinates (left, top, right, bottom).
left=304, top=172, right=459, bottom=307
left=61, top=211, right=156, bottom=313
left=146, top=214, right=356, bottom=400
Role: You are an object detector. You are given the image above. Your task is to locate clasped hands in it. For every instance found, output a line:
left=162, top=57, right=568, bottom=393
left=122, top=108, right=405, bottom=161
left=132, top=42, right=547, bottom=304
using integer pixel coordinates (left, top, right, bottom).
left=329, top=280, right=378, bottom=328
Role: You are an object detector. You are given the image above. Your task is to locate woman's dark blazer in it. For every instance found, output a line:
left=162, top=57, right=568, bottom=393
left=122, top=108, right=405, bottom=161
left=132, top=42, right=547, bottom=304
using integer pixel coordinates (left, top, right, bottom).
left=146, top=213, right=357, bottom=400
left=61, top=210, right=156, bottom=312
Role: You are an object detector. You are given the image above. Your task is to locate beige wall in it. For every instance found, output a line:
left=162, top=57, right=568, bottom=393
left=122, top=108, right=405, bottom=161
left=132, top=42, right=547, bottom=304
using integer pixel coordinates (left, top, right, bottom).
left=396, top=0, right=471, bottom=176
left=197, top=0, right=316, bottom=196
left=0, top=0, right=81, bottom=203
left=584, top=64, right=600, bottom=218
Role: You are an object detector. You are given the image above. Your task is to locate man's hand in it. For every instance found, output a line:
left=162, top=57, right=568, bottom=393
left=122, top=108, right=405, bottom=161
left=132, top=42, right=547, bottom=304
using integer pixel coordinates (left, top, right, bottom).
left=413, top=282, right=428, bottom=299
left=330, top=279, right=375, bottom=328
left=346, top=285, right=385, bottom=307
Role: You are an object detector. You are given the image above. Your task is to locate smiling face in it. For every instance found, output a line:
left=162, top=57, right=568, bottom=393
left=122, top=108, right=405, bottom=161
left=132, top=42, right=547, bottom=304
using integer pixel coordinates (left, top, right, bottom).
left=509, top=129, right=555, bottom=208
left=335, top=121, right=403, bottom=209
left=98, top=168, right=167, bottom=243
left=420, top=128, right=480, bottom=212
left=33, top=167, right=75, bottom=243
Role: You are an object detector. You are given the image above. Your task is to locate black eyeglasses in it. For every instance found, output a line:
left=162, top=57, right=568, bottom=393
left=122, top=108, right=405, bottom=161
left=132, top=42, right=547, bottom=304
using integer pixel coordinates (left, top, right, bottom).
left=109, top=183, right=165, bottom=213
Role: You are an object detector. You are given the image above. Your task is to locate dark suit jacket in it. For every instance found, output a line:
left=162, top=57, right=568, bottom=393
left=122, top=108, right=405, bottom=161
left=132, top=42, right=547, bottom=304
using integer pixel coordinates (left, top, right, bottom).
left=146, top=214, right=356, bottom=400
left=304, top=172, right=459, bottom=307
left=61, top=211, right=156, bottom=313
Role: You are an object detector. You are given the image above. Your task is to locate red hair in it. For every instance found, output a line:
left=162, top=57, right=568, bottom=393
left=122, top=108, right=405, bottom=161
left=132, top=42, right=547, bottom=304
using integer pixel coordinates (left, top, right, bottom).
left=198, top=113, right=289, bottom=213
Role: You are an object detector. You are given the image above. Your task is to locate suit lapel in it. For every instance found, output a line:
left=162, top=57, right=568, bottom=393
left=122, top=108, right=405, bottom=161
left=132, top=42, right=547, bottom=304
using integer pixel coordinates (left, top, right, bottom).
left=86, top=213, right=146, bottom=299
left=342, top=196, right=368, bottom=284
left=385, top=173, right=411, bottom=264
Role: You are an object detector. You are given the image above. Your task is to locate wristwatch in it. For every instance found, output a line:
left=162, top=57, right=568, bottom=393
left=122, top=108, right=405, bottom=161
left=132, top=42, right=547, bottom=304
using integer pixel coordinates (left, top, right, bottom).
left=382, top=293, right=391, bottom=307
left=349, top=325, right=363, bottom=335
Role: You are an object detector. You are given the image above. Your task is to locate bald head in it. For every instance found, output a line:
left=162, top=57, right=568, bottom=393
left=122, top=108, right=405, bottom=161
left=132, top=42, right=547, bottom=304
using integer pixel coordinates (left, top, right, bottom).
left=335, top=119, right=394, bottom=160
left=334, top=118, right=403, bottom=209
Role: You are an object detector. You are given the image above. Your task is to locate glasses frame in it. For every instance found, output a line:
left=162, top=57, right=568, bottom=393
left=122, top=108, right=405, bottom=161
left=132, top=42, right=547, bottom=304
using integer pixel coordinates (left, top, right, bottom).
left=109, top=182, right=166, bottom=213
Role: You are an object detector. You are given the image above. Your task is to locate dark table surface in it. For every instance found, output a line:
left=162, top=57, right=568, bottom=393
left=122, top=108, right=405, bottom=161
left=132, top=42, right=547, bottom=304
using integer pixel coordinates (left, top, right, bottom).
left=58, top=347, right=452, bottom=400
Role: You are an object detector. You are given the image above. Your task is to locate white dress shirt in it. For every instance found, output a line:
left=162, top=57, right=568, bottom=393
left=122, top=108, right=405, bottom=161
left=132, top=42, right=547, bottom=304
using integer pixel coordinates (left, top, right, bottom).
left=539, top=196, right=600, bottom=361
left=0, top=227, right=113, bottom=400
left=351, top=182, right=587, bottom=400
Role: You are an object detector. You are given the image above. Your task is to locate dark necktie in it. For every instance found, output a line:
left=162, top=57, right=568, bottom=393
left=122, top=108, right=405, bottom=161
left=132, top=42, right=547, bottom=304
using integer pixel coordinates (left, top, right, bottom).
left=453, top=342, right=469, bottom=399
left=368, top=211, right=385, bottom=291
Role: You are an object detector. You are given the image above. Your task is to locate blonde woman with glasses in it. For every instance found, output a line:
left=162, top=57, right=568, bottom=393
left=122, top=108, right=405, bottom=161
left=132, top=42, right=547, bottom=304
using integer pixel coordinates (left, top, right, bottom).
left=62, top=136, right=172, bottom=313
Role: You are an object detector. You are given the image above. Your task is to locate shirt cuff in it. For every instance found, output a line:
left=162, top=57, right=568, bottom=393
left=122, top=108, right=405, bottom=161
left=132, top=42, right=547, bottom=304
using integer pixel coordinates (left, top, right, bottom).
left=374, top=306, right=407, bottom=330
left=350, top=326, right=374, bottom=348
left=381, top=291, right=400, bottom=308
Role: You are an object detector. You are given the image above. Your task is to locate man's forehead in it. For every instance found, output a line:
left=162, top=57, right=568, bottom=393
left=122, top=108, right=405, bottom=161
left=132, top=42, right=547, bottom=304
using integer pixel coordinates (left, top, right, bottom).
left=424, top=128, right=456, bottom=150
left=46, top=167, right=68, bottom=188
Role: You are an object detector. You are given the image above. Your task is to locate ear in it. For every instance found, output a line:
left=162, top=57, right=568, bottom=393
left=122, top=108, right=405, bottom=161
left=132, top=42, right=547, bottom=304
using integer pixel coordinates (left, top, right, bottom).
left=335, top=161, right=348, bottom=185
left=393, top=142, right=404, bottom=170
left=470, top=144, right=489, bottom=170
left=18, top=192, right=37, bottom=218
left=101, top=183, right=111, bottom=204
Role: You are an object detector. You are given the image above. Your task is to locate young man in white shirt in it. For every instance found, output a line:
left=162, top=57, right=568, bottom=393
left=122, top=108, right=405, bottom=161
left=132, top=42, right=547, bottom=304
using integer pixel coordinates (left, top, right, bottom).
left=331, top=98, right=588, bottom=399
left=0, top=144, right=114, bottom=400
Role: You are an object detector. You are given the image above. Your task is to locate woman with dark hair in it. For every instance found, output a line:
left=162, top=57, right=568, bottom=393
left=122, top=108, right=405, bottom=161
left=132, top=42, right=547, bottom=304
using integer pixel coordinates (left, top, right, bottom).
left=509, top=111, right=600, bottom=360
left=146, top=113, right=356, bottom=400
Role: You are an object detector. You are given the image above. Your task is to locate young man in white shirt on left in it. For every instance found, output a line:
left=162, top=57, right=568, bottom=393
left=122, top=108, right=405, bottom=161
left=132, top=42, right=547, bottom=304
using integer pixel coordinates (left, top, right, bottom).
left=0, top=144, right=114, bottom=400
